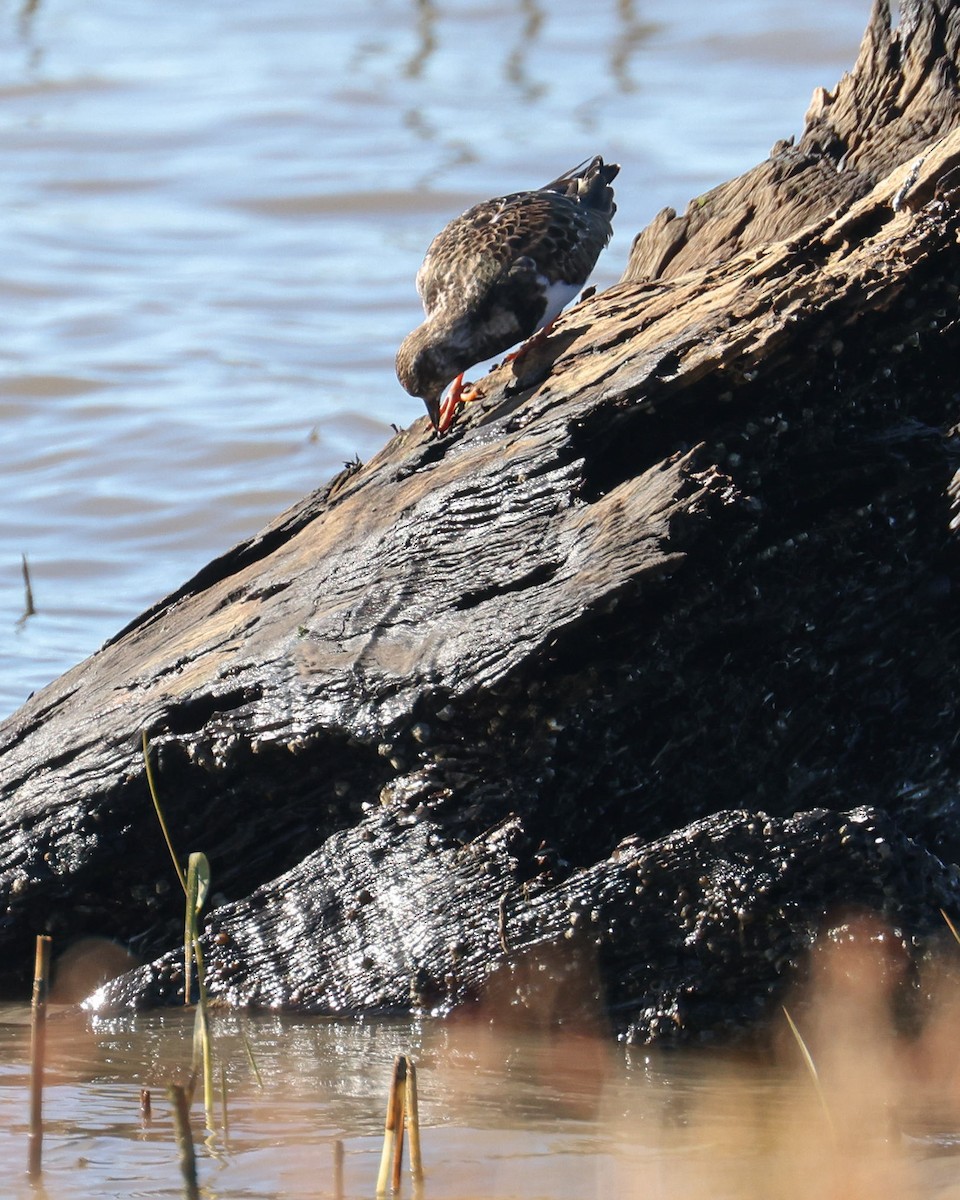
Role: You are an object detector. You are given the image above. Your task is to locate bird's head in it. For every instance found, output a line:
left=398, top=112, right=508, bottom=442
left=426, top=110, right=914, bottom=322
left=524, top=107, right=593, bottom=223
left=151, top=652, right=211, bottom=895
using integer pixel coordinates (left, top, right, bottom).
left=395, top=326, right=450, bottom=429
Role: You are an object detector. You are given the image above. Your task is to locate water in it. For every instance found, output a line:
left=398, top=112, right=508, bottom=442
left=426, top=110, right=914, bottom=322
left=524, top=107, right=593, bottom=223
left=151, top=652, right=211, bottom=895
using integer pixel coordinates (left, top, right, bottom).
left=1, top=986, right=960, bottom=1200
left=0, top=0, right=871, bottom=717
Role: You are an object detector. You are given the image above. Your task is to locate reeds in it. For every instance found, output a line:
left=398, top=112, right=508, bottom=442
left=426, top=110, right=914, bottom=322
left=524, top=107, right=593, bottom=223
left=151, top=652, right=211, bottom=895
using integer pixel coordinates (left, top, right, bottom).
left=167, top=1082, right=200, bottom=1200
left=185, top=850, right=215, bottom=1127
left=376, top=1053, right=424, bottom=1196
left=22, top=912, right=960, bottom=1199
left=27, top=933, right=52, bottom=1178
left=782, top=1005, right=837, bottom=1143
left=142, top=730, right=217, bottom=1167
left=17, top=552, right=36, bottom=627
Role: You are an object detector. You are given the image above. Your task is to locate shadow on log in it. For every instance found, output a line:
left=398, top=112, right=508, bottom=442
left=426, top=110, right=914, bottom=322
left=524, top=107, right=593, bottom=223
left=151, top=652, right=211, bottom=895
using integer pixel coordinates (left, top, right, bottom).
left=3, top=0, right=960, bottom=1042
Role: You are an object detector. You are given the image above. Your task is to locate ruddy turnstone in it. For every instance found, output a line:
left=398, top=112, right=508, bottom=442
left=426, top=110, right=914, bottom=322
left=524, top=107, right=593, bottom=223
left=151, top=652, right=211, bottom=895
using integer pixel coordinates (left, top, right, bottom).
left=396, top=155, right=619, bottom=433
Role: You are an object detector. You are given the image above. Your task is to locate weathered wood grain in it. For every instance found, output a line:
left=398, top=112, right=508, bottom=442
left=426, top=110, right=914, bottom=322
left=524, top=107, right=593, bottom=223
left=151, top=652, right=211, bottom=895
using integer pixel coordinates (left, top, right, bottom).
left=624, top=0, right=960, bottom=281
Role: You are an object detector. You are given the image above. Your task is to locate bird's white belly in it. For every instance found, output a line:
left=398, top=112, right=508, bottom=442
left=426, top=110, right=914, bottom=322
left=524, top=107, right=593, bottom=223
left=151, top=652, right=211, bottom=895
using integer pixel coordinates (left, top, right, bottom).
left=536, top=276, right=582, bottom=329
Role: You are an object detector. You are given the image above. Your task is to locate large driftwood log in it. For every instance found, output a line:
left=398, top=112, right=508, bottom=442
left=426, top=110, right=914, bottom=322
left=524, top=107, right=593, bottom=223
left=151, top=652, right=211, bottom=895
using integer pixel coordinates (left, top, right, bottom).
left=3, top=0, right=960, bottom=1040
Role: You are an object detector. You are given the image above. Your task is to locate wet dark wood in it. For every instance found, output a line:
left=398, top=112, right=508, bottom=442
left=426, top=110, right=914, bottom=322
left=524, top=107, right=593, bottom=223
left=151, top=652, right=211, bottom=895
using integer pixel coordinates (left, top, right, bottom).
left=3, top=0, right=960, bottom=1038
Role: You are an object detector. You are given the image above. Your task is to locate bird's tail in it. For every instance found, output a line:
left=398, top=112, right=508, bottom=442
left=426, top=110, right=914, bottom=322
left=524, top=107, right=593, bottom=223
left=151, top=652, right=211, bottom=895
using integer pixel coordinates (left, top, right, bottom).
left=543, top=155, right=620, bottom=217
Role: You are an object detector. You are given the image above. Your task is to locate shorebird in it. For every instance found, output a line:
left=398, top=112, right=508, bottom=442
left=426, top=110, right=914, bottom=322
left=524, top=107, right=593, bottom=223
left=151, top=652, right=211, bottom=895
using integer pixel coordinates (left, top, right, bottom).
left=396, top=155, right=619, bottom=434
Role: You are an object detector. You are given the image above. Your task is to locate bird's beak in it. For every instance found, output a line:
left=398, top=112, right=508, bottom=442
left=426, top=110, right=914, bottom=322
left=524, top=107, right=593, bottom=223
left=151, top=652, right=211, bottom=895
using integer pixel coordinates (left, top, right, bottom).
left=425, top=398, right=441, bottom=430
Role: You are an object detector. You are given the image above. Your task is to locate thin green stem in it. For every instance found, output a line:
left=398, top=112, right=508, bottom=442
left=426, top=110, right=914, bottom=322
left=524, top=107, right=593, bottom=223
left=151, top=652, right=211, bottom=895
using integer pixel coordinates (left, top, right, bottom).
left=782, top=1005, right=837, bottom=1144
left=142, top=731, right=187, bottom=897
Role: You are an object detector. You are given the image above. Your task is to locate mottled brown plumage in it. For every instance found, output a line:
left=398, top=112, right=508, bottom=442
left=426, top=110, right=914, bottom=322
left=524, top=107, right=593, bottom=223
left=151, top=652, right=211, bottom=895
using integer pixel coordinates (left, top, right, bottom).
left=397, top=156, right=619, bottom=432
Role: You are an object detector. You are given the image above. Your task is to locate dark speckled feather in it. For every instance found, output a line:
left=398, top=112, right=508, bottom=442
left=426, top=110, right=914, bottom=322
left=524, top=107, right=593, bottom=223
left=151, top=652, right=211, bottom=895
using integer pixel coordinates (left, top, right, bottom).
left=397, top=156, right=619, bottom=428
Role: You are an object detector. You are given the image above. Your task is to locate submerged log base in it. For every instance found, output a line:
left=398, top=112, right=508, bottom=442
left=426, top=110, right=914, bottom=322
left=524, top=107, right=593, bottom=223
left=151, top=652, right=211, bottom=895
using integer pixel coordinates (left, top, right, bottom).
left=94, top=804, right=960, bottom=1044
left=3, top=1, right=960, bottom=1040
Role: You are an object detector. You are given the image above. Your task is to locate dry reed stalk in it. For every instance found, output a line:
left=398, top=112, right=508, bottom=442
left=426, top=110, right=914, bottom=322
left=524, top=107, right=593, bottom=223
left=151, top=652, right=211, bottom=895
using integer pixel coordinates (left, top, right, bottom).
left=219, top=1062, right=229, bottom=1142
left=391, top=1078, right=406, bottom=1194
left=376, top=1054, right=407, bottom=1196
left=20, top=552, right=36, bottom=621
left=27, top=933, right=52, bottom=1178
left=168, top=1083, right=200, bottom=1200
left=333, top=1137, right=345, bottom=1199
left=405, top=1058, right=424, bottom=1185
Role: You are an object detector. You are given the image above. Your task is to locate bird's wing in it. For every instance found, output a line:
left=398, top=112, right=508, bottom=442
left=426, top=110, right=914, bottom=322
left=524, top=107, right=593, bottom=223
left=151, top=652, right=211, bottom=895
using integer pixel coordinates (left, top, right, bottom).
left=416, top=189, right=602, bottom=320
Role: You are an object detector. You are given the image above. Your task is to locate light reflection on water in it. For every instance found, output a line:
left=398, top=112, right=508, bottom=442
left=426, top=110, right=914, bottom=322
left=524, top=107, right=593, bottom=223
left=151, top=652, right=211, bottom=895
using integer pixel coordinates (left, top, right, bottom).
left=0, top=1009, right=661, bottom=1199
left=0, top=980, right=959, bottom=1200
left=0, top=0, right=871, bottom=715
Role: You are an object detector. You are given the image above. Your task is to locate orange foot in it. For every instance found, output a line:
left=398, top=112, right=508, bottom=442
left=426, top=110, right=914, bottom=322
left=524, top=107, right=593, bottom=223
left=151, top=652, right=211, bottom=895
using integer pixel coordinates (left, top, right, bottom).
left=503, top=315, right=559, bottom=366
left=437, top=373, right=484, bottom=434
left=436, top=318, right=559, bottom=434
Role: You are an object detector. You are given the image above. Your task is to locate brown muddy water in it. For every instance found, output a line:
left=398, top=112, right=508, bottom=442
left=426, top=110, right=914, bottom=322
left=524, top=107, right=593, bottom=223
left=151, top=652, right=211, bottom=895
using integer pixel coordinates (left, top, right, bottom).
left=0, top=0, right=869, bottom=715
left=4, top=930, right=960, bottom=1199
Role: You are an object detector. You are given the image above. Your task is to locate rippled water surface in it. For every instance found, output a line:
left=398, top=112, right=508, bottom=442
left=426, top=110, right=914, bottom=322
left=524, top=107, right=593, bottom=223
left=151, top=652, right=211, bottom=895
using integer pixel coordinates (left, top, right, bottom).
left=0, top=1010, right=759, bottom=1200
left=1, top=0, right=868, bottom=712
left=1, top=1000, right=959, bottom=1200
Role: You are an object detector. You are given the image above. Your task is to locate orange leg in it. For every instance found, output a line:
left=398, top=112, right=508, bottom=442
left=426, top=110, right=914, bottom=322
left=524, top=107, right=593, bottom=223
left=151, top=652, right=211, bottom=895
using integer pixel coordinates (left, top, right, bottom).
left=436, top=317, right=559, bottom=434
left=437, top=373, right=484, bottom=434
left=437, top=373, right=463, bottom=434
left=503, top=316, right=559, bottom=365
